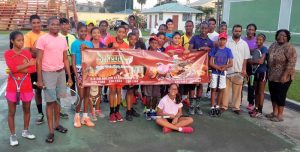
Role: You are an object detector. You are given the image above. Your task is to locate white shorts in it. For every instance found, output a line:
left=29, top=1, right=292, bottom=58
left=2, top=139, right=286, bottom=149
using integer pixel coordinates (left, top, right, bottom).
left=210, top=73, right=226, bottom=89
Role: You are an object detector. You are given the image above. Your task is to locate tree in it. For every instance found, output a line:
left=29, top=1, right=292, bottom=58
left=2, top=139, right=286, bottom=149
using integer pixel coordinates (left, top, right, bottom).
left=154, top=0, right=177, bottom=7
left=137, top=0, right=146, bottom=11
left=103, top=0, right=133, bottom=13
left=196, top=6, right=215, bottom=20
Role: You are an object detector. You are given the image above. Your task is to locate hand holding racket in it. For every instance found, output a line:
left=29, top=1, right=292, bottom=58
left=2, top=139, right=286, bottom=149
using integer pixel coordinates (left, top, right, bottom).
left=250, top=49, right=262, bottom=86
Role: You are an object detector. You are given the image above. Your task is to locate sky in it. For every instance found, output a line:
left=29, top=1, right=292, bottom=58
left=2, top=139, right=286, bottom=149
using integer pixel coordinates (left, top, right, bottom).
left=77, top=0, right=199, bottom=9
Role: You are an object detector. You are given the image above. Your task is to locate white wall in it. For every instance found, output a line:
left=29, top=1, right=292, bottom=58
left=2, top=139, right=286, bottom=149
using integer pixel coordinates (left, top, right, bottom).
left=146, top=12, right=197, bottom=32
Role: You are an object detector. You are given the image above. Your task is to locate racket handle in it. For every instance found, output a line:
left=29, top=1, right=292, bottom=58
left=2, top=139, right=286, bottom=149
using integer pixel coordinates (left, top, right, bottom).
left=33, top=82, right=46, bottom=89
left=250, top=75, right=254, bottom=86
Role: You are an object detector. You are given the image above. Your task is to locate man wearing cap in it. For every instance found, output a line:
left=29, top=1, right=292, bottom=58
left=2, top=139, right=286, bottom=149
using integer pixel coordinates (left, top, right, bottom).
left=222, top=24, right=250, bottom=115
left=85, top=19, right=96, bottom=41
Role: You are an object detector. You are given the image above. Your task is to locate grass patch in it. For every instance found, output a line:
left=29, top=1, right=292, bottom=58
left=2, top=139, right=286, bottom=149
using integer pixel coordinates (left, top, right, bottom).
left=287, top=71, right=300, bottom=102
left=266, top=71, right=300, bottom=102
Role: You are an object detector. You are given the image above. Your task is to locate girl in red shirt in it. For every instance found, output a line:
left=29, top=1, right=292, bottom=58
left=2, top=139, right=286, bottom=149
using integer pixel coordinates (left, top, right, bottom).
left=5, top=31, right=36, bottom=146
left=165, top=32, right=190, bottom=57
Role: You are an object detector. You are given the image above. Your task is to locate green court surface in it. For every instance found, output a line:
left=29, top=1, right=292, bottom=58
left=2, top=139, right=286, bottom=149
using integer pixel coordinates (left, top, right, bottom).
left=0, top=100, right=296, bottom=152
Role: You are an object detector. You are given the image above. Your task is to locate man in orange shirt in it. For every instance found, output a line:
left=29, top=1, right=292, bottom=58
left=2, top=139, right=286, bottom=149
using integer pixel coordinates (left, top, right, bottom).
left=24, top=15, right=46, bottom=125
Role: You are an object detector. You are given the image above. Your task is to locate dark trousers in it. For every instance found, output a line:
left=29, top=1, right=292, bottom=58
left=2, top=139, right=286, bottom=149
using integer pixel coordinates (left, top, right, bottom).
left=247, top=65, right=255, bottom=105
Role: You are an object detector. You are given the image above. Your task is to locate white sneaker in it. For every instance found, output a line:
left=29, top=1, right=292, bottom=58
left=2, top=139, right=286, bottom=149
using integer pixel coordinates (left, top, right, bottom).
left=22, top=130, right=36, bottom=139
left=10, top=134, right=18, bottom=146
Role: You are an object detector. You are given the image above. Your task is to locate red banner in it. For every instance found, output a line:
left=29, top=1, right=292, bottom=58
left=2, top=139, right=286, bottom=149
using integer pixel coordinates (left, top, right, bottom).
left=82, top=49, right=209, bottom=86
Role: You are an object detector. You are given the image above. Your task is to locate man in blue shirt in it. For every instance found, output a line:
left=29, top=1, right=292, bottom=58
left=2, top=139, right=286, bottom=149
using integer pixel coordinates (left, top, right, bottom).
left=187, top=21, right=214, bottom=116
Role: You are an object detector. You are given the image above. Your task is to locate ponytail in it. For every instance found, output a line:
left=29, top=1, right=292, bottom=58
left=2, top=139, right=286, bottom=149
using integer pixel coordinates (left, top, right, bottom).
left=9, top=30, right=23, bottom=49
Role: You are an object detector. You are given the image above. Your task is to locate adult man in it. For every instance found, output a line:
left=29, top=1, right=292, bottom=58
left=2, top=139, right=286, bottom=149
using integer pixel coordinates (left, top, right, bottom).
left=222, top=24, right=250, bottom=114
left=207, top=18, right=219, bottom=42
left=24, top=15, right=46, bottom=125
left=36, top=17, right=73, bottom=143
left=188, top=21, right=214, bottom=115
left=59, top=17, right=77, bottom=119
left=181, top=20, right=194, bottom=50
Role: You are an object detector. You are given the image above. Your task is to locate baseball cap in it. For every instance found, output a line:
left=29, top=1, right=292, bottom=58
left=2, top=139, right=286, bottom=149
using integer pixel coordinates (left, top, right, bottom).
left=219, top=32, right=228, bottom=39
left=86, top=19, right=96, bottom=26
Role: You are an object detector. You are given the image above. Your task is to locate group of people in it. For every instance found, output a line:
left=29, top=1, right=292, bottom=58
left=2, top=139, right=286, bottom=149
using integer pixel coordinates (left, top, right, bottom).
left=4, top=14, right=297, bottom=146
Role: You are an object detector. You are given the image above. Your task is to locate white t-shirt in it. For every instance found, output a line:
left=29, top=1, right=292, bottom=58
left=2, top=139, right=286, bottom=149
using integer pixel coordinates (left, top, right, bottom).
left=128, top=28, right=143, bottom=38
left=208, top=31, right=219, bottom=42
left=226, top=37, right=251, bottom=74
left=157, top=95, right=183, bottom=116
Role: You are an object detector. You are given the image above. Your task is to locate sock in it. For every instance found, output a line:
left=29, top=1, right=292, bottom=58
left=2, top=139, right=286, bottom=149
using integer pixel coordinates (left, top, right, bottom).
left=211, top=106, right=214, bottom=109
left=216, top=105, right=220, bottom=108
left=178, top=127, right=183, bottom=132
left=75, top=113, right=80, bottom=117
left=110, top=107, right=114, bottom=114
left=37, top=104, right=43, bottom=115
left=83, top=113, right=88, bottom=118
left=115, top=105, right=120, bottom=112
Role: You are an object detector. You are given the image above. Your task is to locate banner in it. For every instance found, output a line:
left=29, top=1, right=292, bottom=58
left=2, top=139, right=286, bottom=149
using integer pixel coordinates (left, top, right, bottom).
left=82, top=49, right=209, bottom=86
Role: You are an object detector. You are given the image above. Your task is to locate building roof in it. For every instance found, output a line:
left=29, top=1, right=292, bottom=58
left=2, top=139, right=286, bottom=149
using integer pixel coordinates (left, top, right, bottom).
left=142, top=2, right=203, bottom=14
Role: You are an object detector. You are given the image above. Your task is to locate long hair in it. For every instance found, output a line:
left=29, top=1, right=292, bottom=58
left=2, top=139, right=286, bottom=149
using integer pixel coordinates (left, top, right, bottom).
left=169, top=83, right=181, bottom=104
left=9, top=31, right=23, bottom=49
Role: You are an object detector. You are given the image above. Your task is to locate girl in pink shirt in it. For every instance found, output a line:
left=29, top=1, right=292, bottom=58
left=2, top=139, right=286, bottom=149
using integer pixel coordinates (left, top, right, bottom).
left=156, top=83, right=194, bottom=134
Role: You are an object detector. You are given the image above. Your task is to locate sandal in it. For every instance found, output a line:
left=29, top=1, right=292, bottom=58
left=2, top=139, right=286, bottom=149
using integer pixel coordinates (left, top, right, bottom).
left=265, top=113, right=275, bottom=118
left=270, top=117, right=284, bottom=122
left=45, top=133, right=54, bottom=143
left=55, top=125, right=68, bottom=133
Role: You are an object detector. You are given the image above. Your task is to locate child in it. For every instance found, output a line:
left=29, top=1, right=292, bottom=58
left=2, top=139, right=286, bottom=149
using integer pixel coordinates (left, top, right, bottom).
left=156, top=83, right=194, bottom=134
left=71, top=23, right=95, bottom=127
left=208, top=32, right=233, bottom=117
left=248, top=33, right=268, bottom=118
left=156, top=32, right=166, bottom=52
left=125, top=33, right=141, bottom=121
left=85, top=19, right=96, bottom=41
left=89, top=27, right=105, bottom=121
left=144, top=36, right=162, bottom=120
left=23, top=14, right=45, bottom=125
left=165, top=31, right=189, bottom=57
left=5, top=31, right=36, bottom=146
left=164, top=32, right=190, bottom=105
left=107, top=25, right=129, bottom=123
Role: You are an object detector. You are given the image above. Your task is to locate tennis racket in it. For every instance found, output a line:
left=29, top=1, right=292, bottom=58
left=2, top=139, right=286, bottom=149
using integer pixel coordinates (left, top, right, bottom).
left=33, top=82, right=80, bottom=109
left=250, top=49, right=262, bottom=86
left=150, top=115, right=171, bottom=120
left=213, top=49, right=229, bottom=91
left=7, top=53, right=30, bottom=105
left=89, top=86, right=101, bottom=119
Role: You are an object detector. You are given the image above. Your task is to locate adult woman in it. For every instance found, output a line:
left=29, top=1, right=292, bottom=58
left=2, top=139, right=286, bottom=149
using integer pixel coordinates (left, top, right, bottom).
left=267, top=29, right=297, bottom=122
left=156, top=83, right=194, bottom=134
left=243, top=23, right=258, bottom=111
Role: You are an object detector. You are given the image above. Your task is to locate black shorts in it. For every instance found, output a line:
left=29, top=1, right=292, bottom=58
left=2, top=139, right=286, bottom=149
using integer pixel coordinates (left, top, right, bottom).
left=123, top=85, right=138, bottom=90
left=254, top=72, right=267, bottom=82
left=269, top=80, right=292, bottom=106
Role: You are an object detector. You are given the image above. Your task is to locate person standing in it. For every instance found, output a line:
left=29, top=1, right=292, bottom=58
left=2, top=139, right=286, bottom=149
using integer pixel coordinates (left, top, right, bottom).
left=188, top=21, right=214, bottom=115
left=222, top=24, right=250, bottom=114
left=59, top=17, right=76, bottom=119
left=36, top=17, right=73, bottom=143
left=266, top=29, right=297, bottom=122
left=207, top=18, right=219, bottom=42
left=243, top=23, right=258, bottom=111
left=165, top=19, right=174, bottom=39
left=23, top=15, right=46, bottom=125
left=127, top=15, right=143, bottom=38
